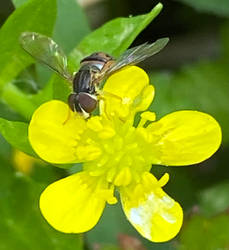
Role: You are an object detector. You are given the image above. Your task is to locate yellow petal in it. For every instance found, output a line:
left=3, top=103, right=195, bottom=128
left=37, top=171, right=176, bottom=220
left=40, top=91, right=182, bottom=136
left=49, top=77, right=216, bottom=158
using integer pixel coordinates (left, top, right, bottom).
left=100, top=66, right=154, bottom=119
left=121, top=172, right=183, bottom=242
left=148, top=110, right=222, bottom=166
left=29, top=100, right=87, bottom=164
left=134, top=85, right=155, bottom=113
left=40, top=172, right=106, bottom=233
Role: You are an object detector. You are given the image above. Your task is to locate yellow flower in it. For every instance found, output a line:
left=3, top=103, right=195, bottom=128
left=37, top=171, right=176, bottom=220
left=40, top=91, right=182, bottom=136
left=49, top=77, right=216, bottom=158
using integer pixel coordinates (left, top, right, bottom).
left=28, top=66, right=221, bottom=242
left=13, top=149, right=35, bottom=175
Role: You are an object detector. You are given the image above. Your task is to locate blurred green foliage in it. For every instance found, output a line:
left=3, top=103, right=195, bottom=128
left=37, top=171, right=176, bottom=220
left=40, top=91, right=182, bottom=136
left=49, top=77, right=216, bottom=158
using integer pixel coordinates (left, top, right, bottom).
left=0, top=155, right=84, bottom=250
left=198, top=181, right=229, bottom=217
left=53, top=0, right=90, bottom=54
left=0, top=0, right=56, bottom=90
left=176, top=0, right=229, bottom=17
left=178, top=214, right=229, bottom=250
left=12, top=0, right=28, bottom=8
left=0, top=0, right=228, bottom=249
left=0, top=118, right=35, bottom=156
left=0, top=0, right=57, bottom=119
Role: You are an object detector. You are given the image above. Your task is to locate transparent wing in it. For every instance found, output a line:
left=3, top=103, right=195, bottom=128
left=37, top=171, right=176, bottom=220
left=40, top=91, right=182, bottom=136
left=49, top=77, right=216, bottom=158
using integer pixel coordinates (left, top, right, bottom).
left=106, top=37, right=169, bottom=75
left=20, top=32, right=73, bottom=81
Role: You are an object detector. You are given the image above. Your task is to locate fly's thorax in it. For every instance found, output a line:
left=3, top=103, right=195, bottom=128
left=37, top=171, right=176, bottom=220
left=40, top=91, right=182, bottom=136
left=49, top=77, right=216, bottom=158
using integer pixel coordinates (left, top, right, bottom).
left=74, top=52, right=115, bottom=96
left=80, top=52, right=114, bottom=71
left=73, top=66, right=93, bottom=94
left=80, top=52, right=114, bottom=65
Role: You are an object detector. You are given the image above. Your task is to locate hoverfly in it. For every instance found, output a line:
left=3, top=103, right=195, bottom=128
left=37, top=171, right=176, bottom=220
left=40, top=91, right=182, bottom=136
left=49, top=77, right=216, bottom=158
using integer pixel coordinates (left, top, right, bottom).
left=20, top=32, right=169, bottom=118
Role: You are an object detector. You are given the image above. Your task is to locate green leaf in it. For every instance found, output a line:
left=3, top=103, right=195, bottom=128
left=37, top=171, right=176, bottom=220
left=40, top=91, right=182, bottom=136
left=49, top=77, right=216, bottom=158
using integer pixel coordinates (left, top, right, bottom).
left=0, top=117, right=35, bottom=157
left=178, top=214, right=229, bottom=250
left=1, top=82, right=37, bottom=120
left=0, top=100, right=22, bottom=122
left=52, top=78, right=72, bottom=101
left=198, top=182, right=229, bottom=217
left=0, top=160, right=83, bottom=250
left=53, top=0, right=90, bottom=54
left=12, top=0, right=28, bottom=8
left=0, top=0, right=57, bottom=90
left=68, top=2, right=164, bottom=71
left=176, top=0, right=229, bottom=17
left=150, top=60, right=229, bottom=144
left=36, top=0, right=90, bottom=85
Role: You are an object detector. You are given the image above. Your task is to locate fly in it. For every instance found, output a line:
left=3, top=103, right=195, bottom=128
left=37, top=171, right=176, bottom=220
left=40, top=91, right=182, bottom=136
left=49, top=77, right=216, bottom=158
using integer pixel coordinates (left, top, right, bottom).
left=20, top=32, right=169, bottom=118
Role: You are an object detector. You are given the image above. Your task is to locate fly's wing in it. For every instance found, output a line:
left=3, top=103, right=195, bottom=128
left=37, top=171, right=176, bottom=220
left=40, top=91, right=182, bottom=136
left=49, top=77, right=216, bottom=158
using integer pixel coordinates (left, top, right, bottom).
left=106, top=37, right=169, bottom=75
left=20, top=32, right=73, bottom=81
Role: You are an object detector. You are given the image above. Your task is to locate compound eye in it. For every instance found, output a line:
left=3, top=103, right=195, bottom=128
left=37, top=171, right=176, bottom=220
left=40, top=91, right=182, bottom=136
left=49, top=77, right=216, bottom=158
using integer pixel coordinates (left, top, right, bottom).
left=68, top=94, right=82, bottom=112
left=68, top=94, right=76, bottom=111
left=78, top=92, right=97, bottom=113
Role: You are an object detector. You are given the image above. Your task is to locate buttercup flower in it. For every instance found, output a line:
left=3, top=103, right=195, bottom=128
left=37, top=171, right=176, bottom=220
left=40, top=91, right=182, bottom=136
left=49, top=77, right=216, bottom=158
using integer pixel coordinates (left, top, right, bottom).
left=29, top=66, right=221, bottom=242
left=13, top=150, right=36, bottom=175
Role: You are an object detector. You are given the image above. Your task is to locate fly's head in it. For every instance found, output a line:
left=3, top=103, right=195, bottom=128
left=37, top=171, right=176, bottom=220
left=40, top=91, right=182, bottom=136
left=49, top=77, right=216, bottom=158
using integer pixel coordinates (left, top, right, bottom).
left=68, top=92, right=98, bottom=118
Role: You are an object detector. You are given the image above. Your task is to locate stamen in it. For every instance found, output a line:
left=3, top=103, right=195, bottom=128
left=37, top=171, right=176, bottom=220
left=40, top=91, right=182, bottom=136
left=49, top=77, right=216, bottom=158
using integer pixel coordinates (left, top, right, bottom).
left=106, top=167, right=117, bottom=183
left=114, top=167, right=132, bottom=186
left=76, top=145, right=101, bottom=161
left=159, top=173, right=169, bottom=187
left=113, top=136, right=123, bottom=151
left=99, top=127, right=116, bottom=139
left=138, top=111, right=156, bottom=127
left=142, top=172, right=159, bottom=191
left=96, top=155, right=109, bottom=167
left=87, top=116, right=103, bottom=131
left=96, top=184, right=118, bottom=204
left=89, top=168, right=105, bottom=176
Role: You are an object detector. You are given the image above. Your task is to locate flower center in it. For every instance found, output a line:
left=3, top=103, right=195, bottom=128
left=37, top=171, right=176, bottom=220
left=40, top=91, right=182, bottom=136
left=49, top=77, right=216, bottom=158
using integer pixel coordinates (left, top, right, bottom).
left=82, top=115, right=153, bottom=187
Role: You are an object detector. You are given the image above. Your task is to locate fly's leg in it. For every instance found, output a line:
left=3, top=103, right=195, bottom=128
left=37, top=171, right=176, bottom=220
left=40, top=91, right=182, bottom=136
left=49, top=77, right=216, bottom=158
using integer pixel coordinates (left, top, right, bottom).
left=97, top=95, right=111, bottom=119
left=96, top=89, right=123, bottom=101
left=62, top=106, right=72, bottom=125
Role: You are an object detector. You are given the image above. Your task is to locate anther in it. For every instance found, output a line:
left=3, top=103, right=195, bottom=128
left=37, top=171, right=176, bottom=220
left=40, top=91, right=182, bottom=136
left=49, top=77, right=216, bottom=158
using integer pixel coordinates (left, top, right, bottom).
left=138, top=111, right=156, bottom=127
